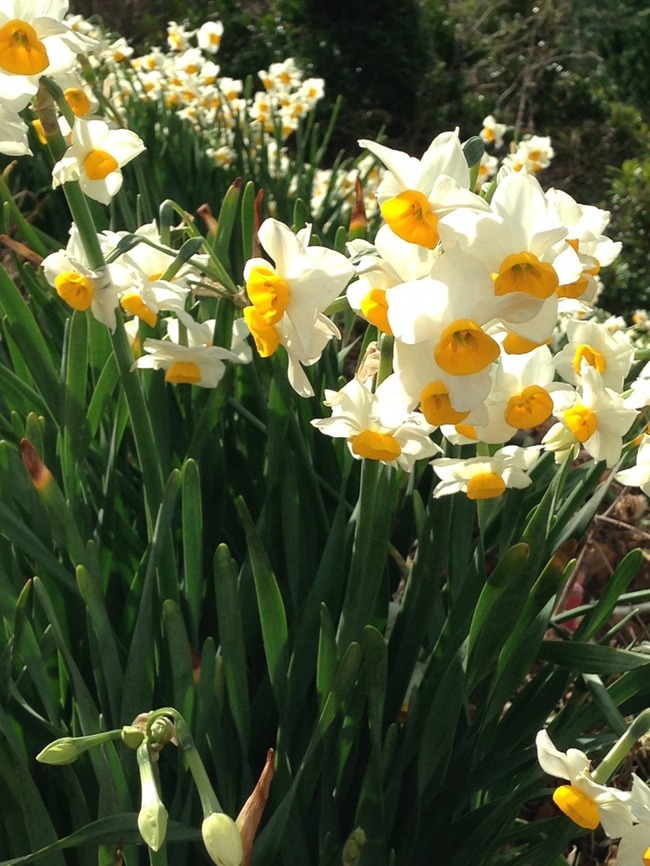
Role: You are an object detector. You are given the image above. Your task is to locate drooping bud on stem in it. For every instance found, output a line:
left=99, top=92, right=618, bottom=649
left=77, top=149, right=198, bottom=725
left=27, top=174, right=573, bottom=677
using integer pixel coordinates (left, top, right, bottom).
left=136, top=740, right=168, bottom=852
left=202, top=812, right=243, bottom=866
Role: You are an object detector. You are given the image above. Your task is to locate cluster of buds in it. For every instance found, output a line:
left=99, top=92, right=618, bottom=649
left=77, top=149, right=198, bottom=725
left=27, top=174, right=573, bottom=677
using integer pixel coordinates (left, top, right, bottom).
left=37, top=707, right=274, bottom=865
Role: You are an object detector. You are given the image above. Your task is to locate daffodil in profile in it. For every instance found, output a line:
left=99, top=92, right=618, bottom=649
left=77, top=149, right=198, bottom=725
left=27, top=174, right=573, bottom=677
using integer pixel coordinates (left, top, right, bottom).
left=52, top=117, right=146, bottom=204
left=41, top=223, right=130, bottom=329
left=243, top=218, right=354, bottom=397
left=133, top=318, right=251, bottom=388
left=536, top=729, right=632, bottom=838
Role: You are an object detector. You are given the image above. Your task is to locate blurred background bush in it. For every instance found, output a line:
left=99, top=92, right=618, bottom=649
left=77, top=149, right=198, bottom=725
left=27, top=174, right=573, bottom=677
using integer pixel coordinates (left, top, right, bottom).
left=62, top=0, right=650, bottom=315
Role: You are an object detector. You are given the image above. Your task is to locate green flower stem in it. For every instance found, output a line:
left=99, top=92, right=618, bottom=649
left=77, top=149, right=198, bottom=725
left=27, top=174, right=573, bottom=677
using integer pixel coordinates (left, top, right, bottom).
left=110, top=313, right=165, bottom=533
left=337, top=458, right=393, bottom=648
left=34, top=89, right=165, bottom=527
left=34, top=82, right=106, bottom=272
left=592, top=708, right=650, bottom=784
left=147, top=709, right=222, bottom=817
left=376, top=333, right=394, bottom=387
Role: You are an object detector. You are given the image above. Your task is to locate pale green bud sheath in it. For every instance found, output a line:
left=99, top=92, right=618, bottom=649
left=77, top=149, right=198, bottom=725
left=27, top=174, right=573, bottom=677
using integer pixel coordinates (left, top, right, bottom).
left=36, top=730, right=122, bottom=765
left=121, top=725, right=145, bottom=750
left=593, top=708, right=650, bottom=784
left=202, top=812, right=243, bottom=866
left=136, top=740, right=168, bottom=852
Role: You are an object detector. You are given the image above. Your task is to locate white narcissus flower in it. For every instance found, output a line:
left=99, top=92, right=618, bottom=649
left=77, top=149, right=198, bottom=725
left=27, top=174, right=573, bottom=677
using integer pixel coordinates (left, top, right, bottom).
left=438, top=171, right=581, bottom=345
left=52, top=118, right=146, bottom=205
left=615, top=434, right=650, bottom=495
left=311, top=375, right=440, bottom=472
left=358, top=130, right=490, bottom=249
left=431, top=444, right=540, bottom=500
left=468, top=344, right=565, bottom=445
left=388, top=249, right=533, bottom=418
left=479, top=114, right=507, bottom=149
left=0, top=0, right=93, bottom=109
left=547, top=364, right=637, bottom=468
left=553, top=318, right=635, bottom=392
left=0, top=104, right=31, bottom=155
left=133, top=317, right=251, bottom=388
left=243, top=218, right=354, bottom=397
left=536, top=729, right=633, bottom=839
left=197, top=21, right=224, bottom=53
left=41, top=224, right=131, bottom=330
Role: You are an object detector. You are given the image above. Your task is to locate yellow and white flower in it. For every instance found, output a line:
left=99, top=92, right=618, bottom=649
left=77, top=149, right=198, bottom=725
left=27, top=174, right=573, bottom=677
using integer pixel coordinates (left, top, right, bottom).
left=243, top=218, right=354, bottom=397
left=554, top=318, right=635, bottom=391
left=438, top=171, right=581, bottom=344
left=51, top=117, right=146, bottom=204
left=536, top=729, right=632, bottom=838
left=41, top=223, right=131, bottom=329
left=311, top=375, right=440, bottom=471
left=431, top=445, right=540, bottom=499
left=359, top=130, right=490, bottom=249
left=134, top=318, right=251, bottom=388
left=0, top=0, right=93, bottom=108
left=479, top=114, right=507, bottom=149
left=545, top=364, right=637, bottom=468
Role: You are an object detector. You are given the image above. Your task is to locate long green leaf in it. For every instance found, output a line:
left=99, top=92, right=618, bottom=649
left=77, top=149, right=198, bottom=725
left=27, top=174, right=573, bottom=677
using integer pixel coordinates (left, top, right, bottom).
left=538, top=640, right=650, bottom=673
left=236, top=496, right=288, bottom=710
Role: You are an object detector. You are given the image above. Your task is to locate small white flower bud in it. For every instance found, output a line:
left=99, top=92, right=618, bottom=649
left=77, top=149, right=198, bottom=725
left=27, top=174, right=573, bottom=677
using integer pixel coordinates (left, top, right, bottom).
left=138, top=799, right=169, bottom=852
left=202, top=812, right=243, bottom=866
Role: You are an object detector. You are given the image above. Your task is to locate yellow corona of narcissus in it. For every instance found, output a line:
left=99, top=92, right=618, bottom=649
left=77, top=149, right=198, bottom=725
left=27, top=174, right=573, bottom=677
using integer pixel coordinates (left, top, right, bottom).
left=0, top=18, right=49, bottom=76
left=535, top=729, right=633, bottom=839
left=54, top=270, right=94, bottom=311
left=0, top=1, right=93, bottom=111
left=431, top=445, right=540, bottom=499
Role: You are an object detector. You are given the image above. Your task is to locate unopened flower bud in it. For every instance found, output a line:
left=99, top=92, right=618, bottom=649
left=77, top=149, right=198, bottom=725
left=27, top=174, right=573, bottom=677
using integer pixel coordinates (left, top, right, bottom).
left=138, top=799, right=169, bottom=852
left=342, top=827, right=366, bottom=866
left=121, top=725, right=145, bottom=750
left=36, top=730, right=120, bottom=764
left=137, top=740, right=168, bottom=852
left=202, top=812, right=243, bottom=866
left=36, top=737, right=85, bottom=765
